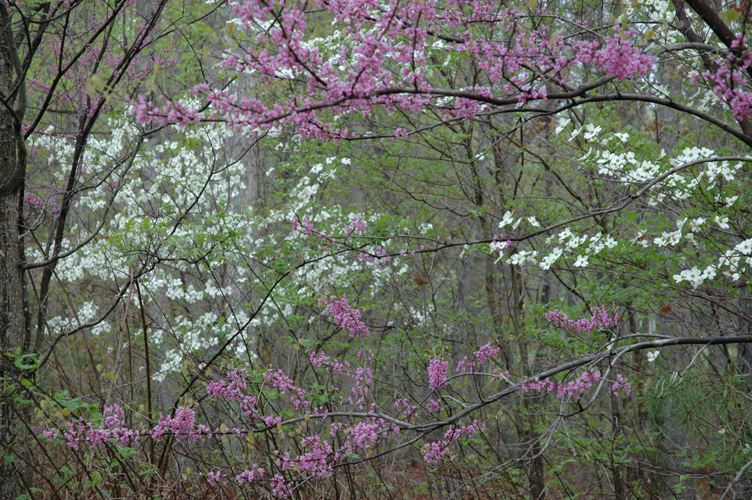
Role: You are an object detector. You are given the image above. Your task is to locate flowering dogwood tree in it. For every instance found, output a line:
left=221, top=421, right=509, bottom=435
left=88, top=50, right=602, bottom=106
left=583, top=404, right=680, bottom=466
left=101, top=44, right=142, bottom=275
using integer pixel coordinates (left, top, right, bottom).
left=5, top=0, right=752, bottom=498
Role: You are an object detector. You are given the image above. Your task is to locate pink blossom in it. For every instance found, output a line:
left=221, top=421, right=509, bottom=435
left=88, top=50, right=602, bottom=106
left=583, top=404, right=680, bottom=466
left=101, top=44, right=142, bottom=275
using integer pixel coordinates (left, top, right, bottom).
left=545, top=306, right=618, bottom=334
left=423, top=420, right=485, bottom=465
left=612, top=374, right=632, bottom=397
left=310, top=350, right=350, bottom=374
left=271, top=473, right=293, bottom=498
left=264, top=369, right=310, bottom=409
left=456, top=343, right=501, bottom=373
left=320, top=293, right=369, bottom=338
left=428, top=359, right=448, bottom=390
left=207, top=470, right=226, bottom=486
left=592, top=30, right=654, bottom=81
left=236, top=465, right=265, bottom=484
left=342, top=420, right=388, bottom=451
left=522, top=369, right=602, bottom=401
left=279, top=435, right=333, bottom=478
left=150, top=406, right=209, bottom=442
left=206, top=369, right=257, bottom=417
left=427, top=399, right=442, bottom=413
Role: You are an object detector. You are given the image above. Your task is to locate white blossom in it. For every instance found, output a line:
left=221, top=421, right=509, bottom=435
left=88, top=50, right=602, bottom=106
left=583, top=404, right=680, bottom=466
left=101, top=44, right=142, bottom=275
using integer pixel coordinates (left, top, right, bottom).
left=583, top=124, right=602, bottom=141
left=673, top=267, right=704, bottom=288
left=736, top=239, right=752, bottom=255
left=555, top=117, right=571, bottom=135
left=498, top=211, right=515, bottom=228
left=573, top=255, right=589, bottom=267
left=540, top=248, right=563, bottom=270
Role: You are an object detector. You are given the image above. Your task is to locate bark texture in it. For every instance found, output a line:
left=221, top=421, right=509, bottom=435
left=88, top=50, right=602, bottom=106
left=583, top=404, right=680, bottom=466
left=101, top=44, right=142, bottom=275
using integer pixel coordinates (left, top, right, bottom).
left=0, top=109, right=27, bottom=500
left=0, top=5, right=28, bottom=497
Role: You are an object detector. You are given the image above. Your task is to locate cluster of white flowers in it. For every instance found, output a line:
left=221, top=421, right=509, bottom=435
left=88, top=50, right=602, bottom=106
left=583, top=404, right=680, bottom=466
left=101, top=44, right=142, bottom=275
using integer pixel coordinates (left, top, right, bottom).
left=703, top=160, right=741, bottom=183
left=31, top=117, right=273, bottom=381
left=498, top=210, right=516, bottom=228
left=507, top=250, right=539, bottom=266
left=641, top=0, right=672, bottom=21
left=539, top=247, right=563, bottom=270
left=736, top=239, right=752, bottom=255
left=672, top=237, right=752, bottom=287
left=586, top=233, right=618, bottom=254
left=670, top=146, right=715, bottom=166
left=587, top=142, right=743, bottom=210
left=554, top=117, right=571, bottom=135
left=497, top=226, right=620, bottom=270
left=497, top=210, right=545, bottom=232
left=552, top=228, right=588, bottom=249
left=654, top=218, right=685, bottom=247
left=582, top=124, right=602, bottom=142
left=715, top=215, right=730, bottom=229
left=673, top=266, right=717, bottom=288
left=593, top=148, right=664, bottom=184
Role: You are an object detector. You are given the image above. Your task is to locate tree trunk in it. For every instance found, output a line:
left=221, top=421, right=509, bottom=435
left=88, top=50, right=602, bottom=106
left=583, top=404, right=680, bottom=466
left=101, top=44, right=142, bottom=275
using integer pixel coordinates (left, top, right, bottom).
left=0, top=4, right=28, bottom=496
left=0, top=106, right=28, bottom=500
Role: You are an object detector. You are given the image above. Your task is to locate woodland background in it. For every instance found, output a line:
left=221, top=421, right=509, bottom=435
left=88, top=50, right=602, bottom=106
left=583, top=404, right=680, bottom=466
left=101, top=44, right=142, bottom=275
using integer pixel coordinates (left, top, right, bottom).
left=2, top=0, right=752, bottom=498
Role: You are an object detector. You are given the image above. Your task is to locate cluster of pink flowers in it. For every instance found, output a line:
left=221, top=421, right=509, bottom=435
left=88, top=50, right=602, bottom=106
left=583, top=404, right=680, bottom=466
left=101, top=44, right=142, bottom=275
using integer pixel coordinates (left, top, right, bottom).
left=545, top=305, right=619, bottom=334
left=206, top=369, right=257, bottom=417
left=612, top=374, right=631, bottom=396
left=696, top=37, right=752, bottom=120
left=206, top=470, right=226, bottom=486
left=427, top=399, right=442, bottom=413
left=291, top=216, right=314, bottom=235
left=236, top=465, right=265, bottom=485
left=23, top=192, right=60, bottom=219
left=348, top=366, right=373, bottom=408
left=271, top=473, right=293, bottom=498
left=522, top=369, right=631, bottom=400
left=320, top=293, right=369, bottom=338
left=279, top=435, right=333, bottom=478
left=339, top=418, right=395, bottom=452
left=423, top=420, right=486, bottom=465
left=574, top=30, right=653, bottom=81
left=264, top=415, right=283, bottom=426
left=61, top=404, right=139, bottom=449
left=359, top=245, right=391, bottom=267
left=310, top=350, right=350, bottom=374
left=594, top=30, right=654, bottom=81
left=522, top=369, right=601, bottom=401
left=54, top=404, right=221, bottom=450
left=344, top=215, right=367, bottom=234
left=150, top=406, right=210, bottom=442
left=129, top=94, right=205, bottom=127
left=264, top=369, right=310, bottom=410
left=394, top=398, right=418, bottom=420
left=703, top=63, right=752, bottom=120
left=456, top=343, right=501, bottom=373
left=130, top=0, right=665, bottom=145
left=428, top=359, right=448, bottom=390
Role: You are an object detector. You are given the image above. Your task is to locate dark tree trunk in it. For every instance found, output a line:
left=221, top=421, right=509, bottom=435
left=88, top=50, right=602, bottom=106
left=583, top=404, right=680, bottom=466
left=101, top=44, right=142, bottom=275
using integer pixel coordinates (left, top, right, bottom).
left=0, top=5, right=28, bottom=497
left=0, top=96, right=28, bottom=500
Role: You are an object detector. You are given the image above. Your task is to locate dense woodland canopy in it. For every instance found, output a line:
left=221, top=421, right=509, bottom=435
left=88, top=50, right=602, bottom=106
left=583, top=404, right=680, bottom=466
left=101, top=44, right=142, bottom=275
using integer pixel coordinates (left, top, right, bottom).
left=4, top=0, right=752, bottom=498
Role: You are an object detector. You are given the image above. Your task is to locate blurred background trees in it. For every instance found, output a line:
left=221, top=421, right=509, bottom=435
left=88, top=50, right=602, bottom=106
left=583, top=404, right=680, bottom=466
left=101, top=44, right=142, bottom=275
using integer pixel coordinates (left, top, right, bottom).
left=4, top=0, right=752, bottom=498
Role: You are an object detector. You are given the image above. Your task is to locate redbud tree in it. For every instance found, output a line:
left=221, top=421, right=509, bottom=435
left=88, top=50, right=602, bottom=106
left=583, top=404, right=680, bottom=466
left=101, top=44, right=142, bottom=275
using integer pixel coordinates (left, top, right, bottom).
left=5, top=0, right=752, bottom=498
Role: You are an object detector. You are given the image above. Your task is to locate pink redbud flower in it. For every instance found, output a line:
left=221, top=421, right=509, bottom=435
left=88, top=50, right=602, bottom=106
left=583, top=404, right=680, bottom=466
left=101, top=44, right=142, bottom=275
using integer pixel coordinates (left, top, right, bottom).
left=428, top=359, right=448, bottom=390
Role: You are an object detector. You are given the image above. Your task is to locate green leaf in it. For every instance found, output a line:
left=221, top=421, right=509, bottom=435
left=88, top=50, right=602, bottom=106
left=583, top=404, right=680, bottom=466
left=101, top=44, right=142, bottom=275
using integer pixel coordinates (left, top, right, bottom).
left=14, top=353, right=38, bottom=370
